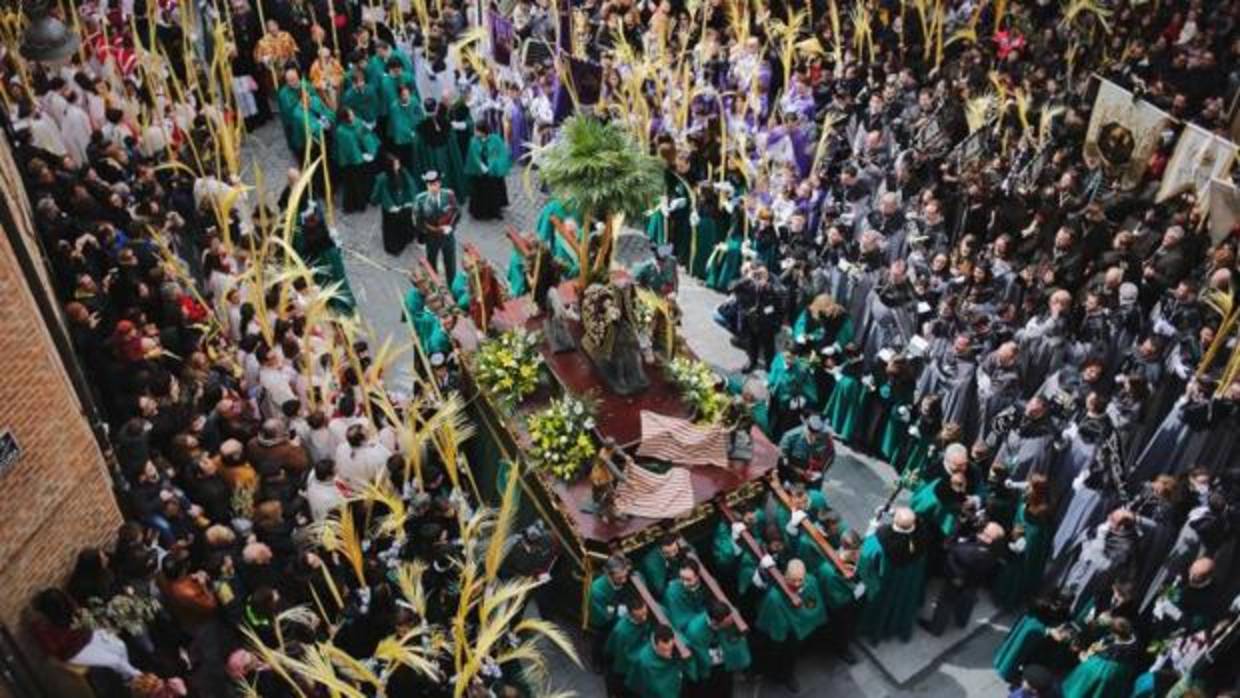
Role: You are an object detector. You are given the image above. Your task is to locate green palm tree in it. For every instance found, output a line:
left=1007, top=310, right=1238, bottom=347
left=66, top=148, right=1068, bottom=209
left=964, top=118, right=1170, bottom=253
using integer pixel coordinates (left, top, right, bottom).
left=534, top=116, right=664, bottom=287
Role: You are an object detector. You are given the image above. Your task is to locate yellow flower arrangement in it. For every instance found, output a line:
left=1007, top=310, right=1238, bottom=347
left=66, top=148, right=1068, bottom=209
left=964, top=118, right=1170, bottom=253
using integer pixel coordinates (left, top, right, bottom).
left=472, top=329, right=545, bottom=410
left=527, top=397, right=597, bottom=481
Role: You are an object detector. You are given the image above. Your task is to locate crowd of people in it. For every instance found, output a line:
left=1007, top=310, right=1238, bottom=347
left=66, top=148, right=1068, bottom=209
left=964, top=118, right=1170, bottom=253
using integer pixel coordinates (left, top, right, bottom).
left=4, top=0, right=560, bottom=695
left=5, top=0, right=1240, bottom=694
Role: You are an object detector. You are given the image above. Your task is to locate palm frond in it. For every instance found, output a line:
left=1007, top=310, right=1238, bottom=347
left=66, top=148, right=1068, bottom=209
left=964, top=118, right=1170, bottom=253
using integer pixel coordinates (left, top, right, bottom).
left=395, top=561, right=430, bottom=617
left=483, top=462, right=521, bottom=581
left=374, top=634, right=442, bottom=681
left=534, top=116, right=665, bottom=224
left=511, top=617, right=581, bottom=668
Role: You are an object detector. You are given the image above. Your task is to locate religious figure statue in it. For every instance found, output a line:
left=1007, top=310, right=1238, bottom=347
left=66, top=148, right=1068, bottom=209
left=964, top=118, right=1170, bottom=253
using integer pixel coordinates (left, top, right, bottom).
left=588, top=438, right=632, bottom=525
left=580, top=279, right=649, bottom=395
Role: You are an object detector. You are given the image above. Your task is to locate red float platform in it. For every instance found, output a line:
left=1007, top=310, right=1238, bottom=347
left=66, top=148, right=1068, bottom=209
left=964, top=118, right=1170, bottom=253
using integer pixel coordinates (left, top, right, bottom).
left=468, top=287, right=778, bottom=549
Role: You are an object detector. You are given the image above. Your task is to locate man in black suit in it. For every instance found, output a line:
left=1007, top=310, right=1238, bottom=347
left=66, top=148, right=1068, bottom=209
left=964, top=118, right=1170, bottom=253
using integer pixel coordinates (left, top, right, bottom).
left=922, top=522, right=1007, bottom=635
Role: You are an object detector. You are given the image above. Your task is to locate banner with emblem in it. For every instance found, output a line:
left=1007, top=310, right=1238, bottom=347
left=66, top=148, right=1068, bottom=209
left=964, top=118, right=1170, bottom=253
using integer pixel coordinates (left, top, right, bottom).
left=488, top=10, right=515, bottom=67
left=1208, top=177, right=1240, bottom=244
left=1156, top=123, right=1238, bottom=204
left=1083, top=78, right=1173, bottom=190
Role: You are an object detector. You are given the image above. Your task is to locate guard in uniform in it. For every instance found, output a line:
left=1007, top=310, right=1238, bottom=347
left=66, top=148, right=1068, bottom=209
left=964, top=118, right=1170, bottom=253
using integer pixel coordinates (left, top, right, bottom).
left=777, top=415, right=835, bottom=485
left=414, top=170, right=461, bottom=284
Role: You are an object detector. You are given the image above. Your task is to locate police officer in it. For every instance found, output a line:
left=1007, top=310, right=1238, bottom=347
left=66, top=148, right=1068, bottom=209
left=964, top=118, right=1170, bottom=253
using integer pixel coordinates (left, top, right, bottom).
left=414, top=170, right=461, bottom=284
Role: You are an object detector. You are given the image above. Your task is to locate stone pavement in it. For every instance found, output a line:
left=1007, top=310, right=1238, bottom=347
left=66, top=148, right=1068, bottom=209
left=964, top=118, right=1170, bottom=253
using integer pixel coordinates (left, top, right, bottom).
left=243, top=123, right=1011, bottom=698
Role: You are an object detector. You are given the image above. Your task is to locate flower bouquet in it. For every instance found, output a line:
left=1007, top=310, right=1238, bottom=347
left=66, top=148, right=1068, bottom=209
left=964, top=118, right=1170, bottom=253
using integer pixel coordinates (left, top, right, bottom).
left=73, top=590, right=162, bottom=637
left=665, top=357, right=729, bottom=424
left=471, top=329, right=546, bottom=410
left=526, top=396, right=597, bottom=481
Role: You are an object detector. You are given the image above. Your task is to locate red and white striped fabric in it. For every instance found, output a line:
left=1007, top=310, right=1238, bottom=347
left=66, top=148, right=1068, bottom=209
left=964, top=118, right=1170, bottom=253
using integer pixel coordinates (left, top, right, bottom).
left=614, top=463, right=696, bottom=520
left=636, top=411, right=730, bottom=469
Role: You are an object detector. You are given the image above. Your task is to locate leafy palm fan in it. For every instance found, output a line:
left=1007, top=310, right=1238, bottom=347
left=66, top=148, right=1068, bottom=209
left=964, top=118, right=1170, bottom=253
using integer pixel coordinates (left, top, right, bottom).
left=1197, top=289, right=1238, bottom=384
left=427, top=393, right=477, bottom=490
left=352, top=480, right=409, bottom=540
left=1062, top=0, right=1112, bottom=34
left=769, top=9, right=809, bottom=91
left=483, top=468, right=521, bottom=582
left=1038, top=105, right=1065, bottom=148
left=446, top=467, right=580, bottom=697
left=533, top=116, right=665, bottom=286
left=965, top=92, right=996, bottom=133
left=374, top=632, right=442, bottom=683
left=395, top=561, right=431, bottom=617
left=848, top=2, right=872, bottom=64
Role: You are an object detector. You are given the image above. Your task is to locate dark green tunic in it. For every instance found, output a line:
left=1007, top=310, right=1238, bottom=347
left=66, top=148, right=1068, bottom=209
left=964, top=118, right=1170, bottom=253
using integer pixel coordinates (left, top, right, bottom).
left=755, top=576, right=827, bottom=642
left=639, top=547, right=680, bottom=599
left=341, top=81, right=380, bottom=125
left=604, top=615, right=652, bottom=677
left=588, top=574, right=627, bottom=632
left=333, top=120, right=379, bottom=167
left=624, top=642, right=684, bottom=698
left=993, top=612, right=1048, bottom=684
left=994, top=502, right=1053, bottom=609
left=682, top=611, right=752, bottom=681
left=856, top=530, right=929, bottom=642
left=825, top=370, right=866, bottom=442
left=663, top=580, right=708, bottom=631
left=1061, top=643, right=1140, bottom=698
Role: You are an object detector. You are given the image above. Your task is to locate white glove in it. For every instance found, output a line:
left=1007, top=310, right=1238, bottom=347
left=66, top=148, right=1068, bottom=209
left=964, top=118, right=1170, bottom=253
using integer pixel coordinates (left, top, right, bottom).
left=852, top=582, right=867, bottom=599
left=751, top=567, right=768, bottom=589
left=480, top=165, right=489, bottom=174
left=387, top=206, right=400, bottom=213
left=362, top=152, right=374, bottom=162
left=730, top=521, right=746, bottom=541
left=616, top=604, right=629, bottom=619
left=897, top=405, right=911, bottom=421
left=1008, top=537, right=1027, bottom=554
left=1153, top=318, right=1176, bottom=337
left=865, top=517, right=880, bottom=537
left=690, top=211, right=701, bottom=227
left=965, top=495, right=981, bottom=510
left=669, top=197, right=687, bottom=211
left=451, top=120, right=468, bottom=130
left=760, top=554, right=777, bottom=570
left=785, top=510, right=808, bottom=534
left=908, top=425, right=921, bottom=438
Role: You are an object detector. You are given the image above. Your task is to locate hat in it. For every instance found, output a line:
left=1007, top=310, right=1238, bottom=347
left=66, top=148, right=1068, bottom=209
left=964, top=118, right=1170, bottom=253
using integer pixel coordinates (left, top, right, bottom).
left=423, top=170, right=440, bottom=183
left=805, top=414, right=826, bottom=433
left=430, top=351, right=446, bottom=367
left=656, top=243, right=674, bottom=259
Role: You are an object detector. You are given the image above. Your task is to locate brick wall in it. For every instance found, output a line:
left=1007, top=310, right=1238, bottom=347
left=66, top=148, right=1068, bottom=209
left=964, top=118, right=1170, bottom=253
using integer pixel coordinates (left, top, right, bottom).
left=0, top=132, right=122, bottom=636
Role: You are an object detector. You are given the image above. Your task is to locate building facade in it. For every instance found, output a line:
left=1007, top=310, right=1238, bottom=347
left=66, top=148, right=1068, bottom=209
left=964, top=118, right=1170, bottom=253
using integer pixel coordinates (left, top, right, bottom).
left=0, top=130, right=122, bottom=696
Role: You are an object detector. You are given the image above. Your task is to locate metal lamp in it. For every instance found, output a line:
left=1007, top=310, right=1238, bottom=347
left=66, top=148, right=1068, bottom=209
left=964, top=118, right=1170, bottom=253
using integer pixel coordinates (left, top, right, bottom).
left=20, top=0, right=80, bottom=64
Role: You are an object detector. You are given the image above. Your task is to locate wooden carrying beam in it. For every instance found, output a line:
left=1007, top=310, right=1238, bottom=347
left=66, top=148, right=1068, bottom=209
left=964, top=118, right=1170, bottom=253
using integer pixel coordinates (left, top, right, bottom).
left=505, top=225, right=535, bottom=258
left=718, top=502, right=802, bottom=607
left=682, top=546, right=749, bottom=633
left=418, top=257, right=445, bottom=289
left=768, top=477, right=854, bottom=579
left=631, top=574, right=692, bottom=659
